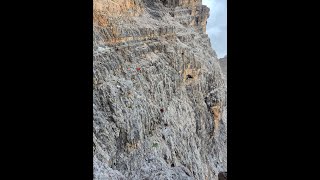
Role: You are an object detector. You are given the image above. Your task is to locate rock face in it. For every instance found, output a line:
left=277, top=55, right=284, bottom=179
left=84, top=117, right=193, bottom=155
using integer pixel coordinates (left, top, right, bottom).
left=93, top=0, right=227, bottom=179
left=219, top=55, right=227, bottom=83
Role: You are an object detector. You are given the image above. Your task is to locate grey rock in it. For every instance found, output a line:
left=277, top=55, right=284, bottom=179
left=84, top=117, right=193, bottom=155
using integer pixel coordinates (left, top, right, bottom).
left=219, top=55, right=227, bottom=83
left=93, top=0, right=227, bottom=179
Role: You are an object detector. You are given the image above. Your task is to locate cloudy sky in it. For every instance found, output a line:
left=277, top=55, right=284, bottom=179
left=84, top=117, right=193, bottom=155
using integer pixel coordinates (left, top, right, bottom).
left=202, top=0, right=227, bottom=58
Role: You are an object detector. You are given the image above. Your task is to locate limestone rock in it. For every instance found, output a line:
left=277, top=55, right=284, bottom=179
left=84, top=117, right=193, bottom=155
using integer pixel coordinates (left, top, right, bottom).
left=93, top=0, right=227, bottom=179
left=219, top=55, right=227, bottom=83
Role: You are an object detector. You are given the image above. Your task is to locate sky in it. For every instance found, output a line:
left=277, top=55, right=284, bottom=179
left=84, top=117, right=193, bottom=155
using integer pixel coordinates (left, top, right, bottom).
left=202, top=0, right=227, bottom=58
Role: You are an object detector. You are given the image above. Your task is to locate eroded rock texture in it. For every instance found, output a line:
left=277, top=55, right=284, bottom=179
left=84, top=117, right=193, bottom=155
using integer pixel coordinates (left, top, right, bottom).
left=219, top=55, right=227, bottom=83
left=93, top=0, right=227, bottom=179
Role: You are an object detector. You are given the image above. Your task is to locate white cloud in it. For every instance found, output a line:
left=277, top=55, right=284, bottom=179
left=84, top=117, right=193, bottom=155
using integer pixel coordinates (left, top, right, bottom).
left=203, top=0, right=227, bottom=58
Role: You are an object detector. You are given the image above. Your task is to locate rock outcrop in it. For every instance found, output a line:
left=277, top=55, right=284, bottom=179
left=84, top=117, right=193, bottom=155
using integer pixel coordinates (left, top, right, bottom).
left=219, top=55, right=227, bottom=83
left=93, top=0, right=227, bottom=179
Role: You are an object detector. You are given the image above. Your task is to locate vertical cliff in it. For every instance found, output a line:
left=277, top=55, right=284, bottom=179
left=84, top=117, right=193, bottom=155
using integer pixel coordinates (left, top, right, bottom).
left=219, top=55, right=227, bottom=83
left=93, top=0, right=227, bottom=179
